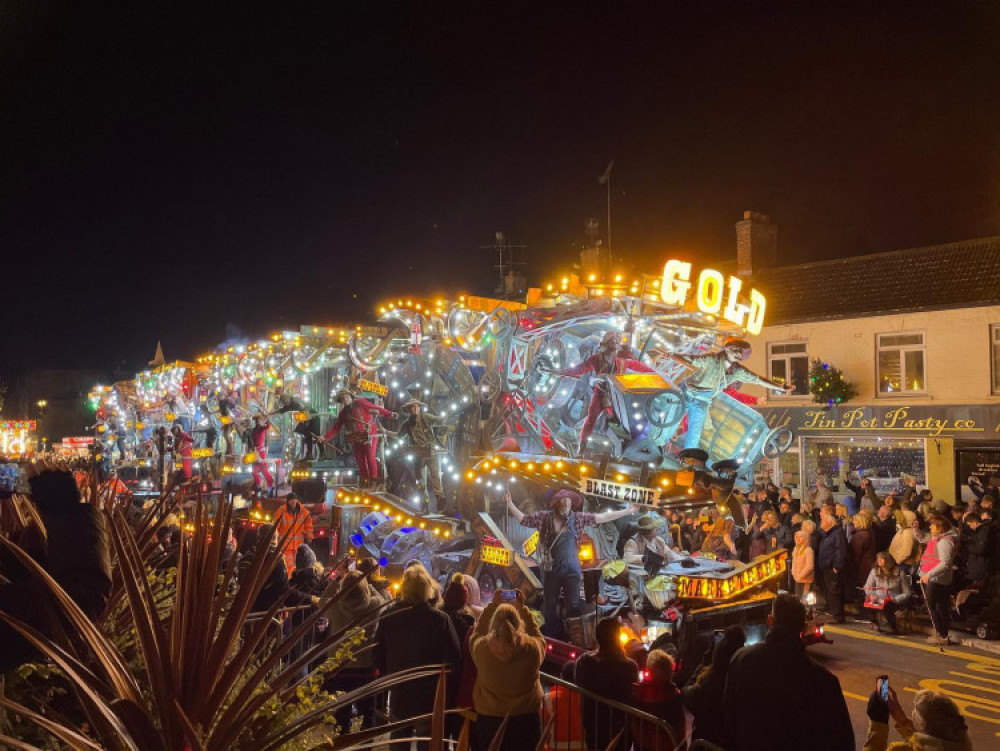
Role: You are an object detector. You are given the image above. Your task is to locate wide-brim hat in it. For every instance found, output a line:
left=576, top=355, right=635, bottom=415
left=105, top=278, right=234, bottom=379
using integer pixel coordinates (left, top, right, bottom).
left=637, top=514, right=664, bottom=532
left=335, top=389, right=354, bottom=402
left=401, top=398, right=425, bottom=410
left=550, top=489, right=583, bottom=511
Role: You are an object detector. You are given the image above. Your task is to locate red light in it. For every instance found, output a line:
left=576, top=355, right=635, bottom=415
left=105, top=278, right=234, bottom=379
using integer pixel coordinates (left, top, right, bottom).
left=570, top=651, right=577, bottom=659
left=547, top=643, right=553, bottom=651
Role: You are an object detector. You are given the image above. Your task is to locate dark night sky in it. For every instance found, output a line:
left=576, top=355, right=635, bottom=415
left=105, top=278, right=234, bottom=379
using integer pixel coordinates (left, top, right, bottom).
left=2, top=2, right=999, bottom=377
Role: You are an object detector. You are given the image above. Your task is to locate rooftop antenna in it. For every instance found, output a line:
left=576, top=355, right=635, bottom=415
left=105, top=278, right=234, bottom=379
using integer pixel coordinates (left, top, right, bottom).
left=483, top=231, right=527, bottom=299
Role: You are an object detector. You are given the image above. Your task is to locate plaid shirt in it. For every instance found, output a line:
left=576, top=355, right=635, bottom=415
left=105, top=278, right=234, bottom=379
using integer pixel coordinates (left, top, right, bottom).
left=684, top=353, right=771, bottom=393
left=520, top=510, right=597, bottom=550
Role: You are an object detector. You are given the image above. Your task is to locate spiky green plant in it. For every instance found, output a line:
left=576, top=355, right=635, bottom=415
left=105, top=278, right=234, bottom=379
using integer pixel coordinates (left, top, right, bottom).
left=0, top=491, right=450, bottom=750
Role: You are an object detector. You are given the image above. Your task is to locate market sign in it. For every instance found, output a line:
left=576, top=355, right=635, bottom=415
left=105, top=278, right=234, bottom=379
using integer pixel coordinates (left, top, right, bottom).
left=481, top=544, right=513, bottom=567
left=677, top=550, right=787, bottom=601
left=759, top=404, right=1000, bottom=439
left=359, top=379, right=388, bottom=397
left=660, top=260, right=766, bottom=335
left=580, top=477, right=658, bottom=504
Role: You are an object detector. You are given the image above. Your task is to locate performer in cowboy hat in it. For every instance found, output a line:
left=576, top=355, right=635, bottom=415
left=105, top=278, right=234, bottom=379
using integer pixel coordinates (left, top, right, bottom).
left=623, top=513, right=686, bottom=567
left=321, top=390, right=396, bottom=488
left=395, top=397, right=452, bottom=513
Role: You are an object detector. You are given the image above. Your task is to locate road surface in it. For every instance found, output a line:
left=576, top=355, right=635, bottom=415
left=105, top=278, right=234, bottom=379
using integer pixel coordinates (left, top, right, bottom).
left=814, top=621, right=999, bottom=748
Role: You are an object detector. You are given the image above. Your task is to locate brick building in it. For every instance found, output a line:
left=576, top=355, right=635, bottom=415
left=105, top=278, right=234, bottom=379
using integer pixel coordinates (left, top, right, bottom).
left=733, top=212, right=1000, bottom=504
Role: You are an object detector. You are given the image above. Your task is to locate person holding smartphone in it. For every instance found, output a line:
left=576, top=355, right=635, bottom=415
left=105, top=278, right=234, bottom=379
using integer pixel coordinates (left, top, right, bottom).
left=864, top=677, right=970, bottom=750
left=470, top=588, right=547, bottom=750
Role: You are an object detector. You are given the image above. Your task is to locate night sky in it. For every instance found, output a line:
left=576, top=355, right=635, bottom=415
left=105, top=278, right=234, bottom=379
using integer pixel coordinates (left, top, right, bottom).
left=3, top=2, right=999, bottom=377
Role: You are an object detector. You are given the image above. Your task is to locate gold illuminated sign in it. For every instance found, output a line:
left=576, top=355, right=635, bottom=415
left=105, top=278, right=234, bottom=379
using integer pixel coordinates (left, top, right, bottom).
left=676, top=550, right=786, bottom=601
left=481, top=544, right=513, bottom=567
left=359, top=379, right=389, bottom=397
left=660, top=260, right=766, bottom=335
left=191, top=448, right=214, bottom=458
left=522, top=530, right=539, bottom=556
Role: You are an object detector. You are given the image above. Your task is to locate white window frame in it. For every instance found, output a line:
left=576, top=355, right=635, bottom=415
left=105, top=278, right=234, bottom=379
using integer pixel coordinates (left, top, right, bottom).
left=767, top=341, right=810, bottom=397
left=991, top=325, right=1000, bottom=395
left=876, top=330, right=926, bottom=396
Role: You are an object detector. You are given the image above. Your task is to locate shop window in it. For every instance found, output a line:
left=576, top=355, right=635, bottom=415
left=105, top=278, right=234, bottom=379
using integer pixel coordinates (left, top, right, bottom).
left=803, top=437, right=925, bottom=495
left=991, top=325, right=1000, bottom=394
left=877, top=332, right=925, bottom=394
left=767, top=341, right=809, bottom=395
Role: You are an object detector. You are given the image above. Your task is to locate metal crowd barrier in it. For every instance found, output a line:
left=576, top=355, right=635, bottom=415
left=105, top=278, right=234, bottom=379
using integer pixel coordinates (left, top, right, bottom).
left=539, top=671, right=683, bottom=751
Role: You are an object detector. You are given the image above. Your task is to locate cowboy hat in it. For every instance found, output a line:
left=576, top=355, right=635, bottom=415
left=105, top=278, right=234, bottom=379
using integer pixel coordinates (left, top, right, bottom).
left=401, top=398, right=425, bottom=410
left=334, top=389, right=354, bottom=403
left=637, top=514, right=664, bottom=532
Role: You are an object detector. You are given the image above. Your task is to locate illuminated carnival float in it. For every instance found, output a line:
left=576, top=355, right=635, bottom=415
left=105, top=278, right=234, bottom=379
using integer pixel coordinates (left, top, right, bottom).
left=90, top=256, right=795, bottom=648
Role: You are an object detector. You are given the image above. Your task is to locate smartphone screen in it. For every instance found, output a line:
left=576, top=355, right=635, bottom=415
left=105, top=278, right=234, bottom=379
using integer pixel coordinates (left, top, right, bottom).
left=878, top=675, right=889, bottom=702
left=501, top=589, right=517, bottom=601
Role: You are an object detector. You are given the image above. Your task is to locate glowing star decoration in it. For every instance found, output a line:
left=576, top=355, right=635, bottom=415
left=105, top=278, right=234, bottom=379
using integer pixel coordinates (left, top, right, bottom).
left=660, top=259, right=767, bottom=335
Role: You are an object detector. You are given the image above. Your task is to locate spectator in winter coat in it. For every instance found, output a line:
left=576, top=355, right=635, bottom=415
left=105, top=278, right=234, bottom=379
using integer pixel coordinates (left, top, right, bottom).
left=249, top=527, right=290, bottom=614
left=575, top=617, right=639, bottom=751
left=818, top=508, right=848, bottom=622
left=541, top=661, right=586, bottom=751
left=873, top=505, right=897, bottom=553
left=864, top=687, right=972, bottom=751
left=630, top=649, right=685, bottom=750
left=807, top=475, right=834, bottom=507
left=725, top=595, right=853, bottom=751
left=889, top=510, right=922, bottom=574
left=847, top=513, right=879, bottom=604
left=680, top=514, right=705, bottom=554
left=791, top=530, right=815, bottom=597
left=682, top=626, right=745, bottom=747
left=960, top=512, right=991, bottom=586
left=375, top=565, right=461, bottom=747
left=441, top=573, right=476, bottom=645
left=471, top=589, right=546, bottom=751
left=918, top=515, right=957, bottom=646
left=327, top=570, right=385, bottom=729
left=748, top=510, right=792, bottom=559
left=862, top=551, right=910, bottom=634
left=845, top=475, right=880, bottom=515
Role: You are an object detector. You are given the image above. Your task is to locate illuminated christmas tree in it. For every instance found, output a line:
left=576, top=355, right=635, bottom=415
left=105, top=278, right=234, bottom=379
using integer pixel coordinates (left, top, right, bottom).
left=809, top=358, right=858, bottom=406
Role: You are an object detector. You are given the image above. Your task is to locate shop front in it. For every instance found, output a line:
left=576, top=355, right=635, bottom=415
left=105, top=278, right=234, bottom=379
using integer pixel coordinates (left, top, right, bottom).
left=754, top=404, right=1000, bottom=505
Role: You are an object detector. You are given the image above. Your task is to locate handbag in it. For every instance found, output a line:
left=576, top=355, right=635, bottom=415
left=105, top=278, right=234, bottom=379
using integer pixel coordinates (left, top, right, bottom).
left=540, top=525, right=568, bottom=573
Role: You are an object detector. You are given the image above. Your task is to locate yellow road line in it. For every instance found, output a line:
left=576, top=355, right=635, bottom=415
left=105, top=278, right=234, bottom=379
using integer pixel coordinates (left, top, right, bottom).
left=843, top=690, right=869, bottom=702
left=823, top=625, right=1000, bottom=667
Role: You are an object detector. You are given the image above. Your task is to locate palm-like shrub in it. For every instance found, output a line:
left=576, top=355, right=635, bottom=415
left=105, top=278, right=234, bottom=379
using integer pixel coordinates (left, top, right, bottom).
left=0, top=490, right=449, bottom=750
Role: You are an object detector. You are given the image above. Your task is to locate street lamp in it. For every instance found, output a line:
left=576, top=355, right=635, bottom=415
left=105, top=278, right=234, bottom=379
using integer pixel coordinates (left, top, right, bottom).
left=36, top=399, right=48, bottom=409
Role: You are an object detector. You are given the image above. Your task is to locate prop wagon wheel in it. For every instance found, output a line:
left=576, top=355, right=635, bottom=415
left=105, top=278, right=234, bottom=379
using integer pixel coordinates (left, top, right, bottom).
left=645, top=388, right=686, bottom=430
left=762, top=427, right=794, bottom=458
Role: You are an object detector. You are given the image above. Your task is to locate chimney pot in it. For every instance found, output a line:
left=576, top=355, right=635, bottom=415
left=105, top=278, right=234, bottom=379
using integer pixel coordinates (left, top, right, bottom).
left=736, top=211, right=777, bottom=277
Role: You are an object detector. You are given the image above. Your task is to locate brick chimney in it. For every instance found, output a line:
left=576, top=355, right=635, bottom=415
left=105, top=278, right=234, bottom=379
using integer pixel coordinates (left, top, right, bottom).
left=735, top=211, right=777, bottom=276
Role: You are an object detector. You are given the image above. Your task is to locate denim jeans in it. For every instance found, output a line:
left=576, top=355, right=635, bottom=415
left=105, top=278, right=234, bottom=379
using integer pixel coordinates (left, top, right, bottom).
left=683, top=391, right=713, bottom=450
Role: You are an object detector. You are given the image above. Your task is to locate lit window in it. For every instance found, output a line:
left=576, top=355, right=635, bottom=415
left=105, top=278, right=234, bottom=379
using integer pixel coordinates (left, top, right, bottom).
left=767, top=342, right=809, bottom=395
left=877, top=332, right=925, bottom=394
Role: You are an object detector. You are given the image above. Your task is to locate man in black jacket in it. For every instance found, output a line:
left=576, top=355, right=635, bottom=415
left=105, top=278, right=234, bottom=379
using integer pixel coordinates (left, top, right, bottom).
left=818, top=507, right=848, bottom=623
left=724, top=594, right=854, bottom=751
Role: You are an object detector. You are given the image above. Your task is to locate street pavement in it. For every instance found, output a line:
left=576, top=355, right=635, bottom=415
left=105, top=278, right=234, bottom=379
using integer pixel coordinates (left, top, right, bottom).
left=809, top=620, right=1000, bottom=749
